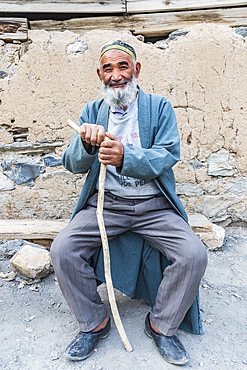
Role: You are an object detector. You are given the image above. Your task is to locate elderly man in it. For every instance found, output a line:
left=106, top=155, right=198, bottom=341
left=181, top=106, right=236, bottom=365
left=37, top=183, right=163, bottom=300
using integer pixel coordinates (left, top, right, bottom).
left=51, top=40, right=207, bottom=366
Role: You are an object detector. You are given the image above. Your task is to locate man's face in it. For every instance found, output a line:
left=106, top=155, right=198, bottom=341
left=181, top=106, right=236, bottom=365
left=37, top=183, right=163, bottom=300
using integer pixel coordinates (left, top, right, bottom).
left=97, top=49, right=141, bottom=89
left=97, top=49, right=141, bottom=109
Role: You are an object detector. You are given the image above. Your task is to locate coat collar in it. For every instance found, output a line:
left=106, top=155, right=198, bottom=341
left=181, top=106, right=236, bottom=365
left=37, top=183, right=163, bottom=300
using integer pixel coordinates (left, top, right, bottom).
left=96, top=100, right=109, bottom=133
left=137, top=87, right=151, bottom=149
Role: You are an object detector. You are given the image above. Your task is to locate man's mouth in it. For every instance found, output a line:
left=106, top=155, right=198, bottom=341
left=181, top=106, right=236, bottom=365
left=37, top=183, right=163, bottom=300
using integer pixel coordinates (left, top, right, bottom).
left=108, top=80, right=128, bottom=88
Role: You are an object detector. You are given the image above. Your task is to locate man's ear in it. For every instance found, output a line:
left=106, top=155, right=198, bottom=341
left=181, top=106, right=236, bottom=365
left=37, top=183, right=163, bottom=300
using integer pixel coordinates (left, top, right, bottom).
left=135, top=62, right=141, bottom=79
left=97, top=68, right=102, bottom=81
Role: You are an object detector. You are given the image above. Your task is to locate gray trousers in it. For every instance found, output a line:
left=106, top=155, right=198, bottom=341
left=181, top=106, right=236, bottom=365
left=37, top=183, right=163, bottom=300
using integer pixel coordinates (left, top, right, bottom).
left=50, top=192, right=207, bottom=336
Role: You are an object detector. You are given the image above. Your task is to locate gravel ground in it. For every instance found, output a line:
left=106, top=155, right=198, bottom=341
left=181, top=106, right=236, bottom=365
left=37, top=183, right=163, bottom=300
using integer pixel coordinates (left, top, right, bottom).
left=0, top=226, right=247, bottom=370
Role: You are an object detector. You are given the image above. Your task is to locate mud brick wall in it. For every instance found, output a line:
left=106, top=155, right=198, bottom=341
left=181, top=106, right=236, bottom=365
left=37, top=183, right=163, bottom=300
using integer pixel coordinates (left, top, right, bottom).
left=0, top=24, right=246, bottom=225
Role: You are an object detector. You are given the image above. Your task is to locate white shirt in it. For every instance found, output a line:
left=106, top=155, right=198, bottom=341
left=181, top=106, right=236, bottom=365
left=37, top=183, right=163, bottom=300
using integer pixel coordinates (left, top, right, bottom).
left=96, top=98, right=161, bottom=199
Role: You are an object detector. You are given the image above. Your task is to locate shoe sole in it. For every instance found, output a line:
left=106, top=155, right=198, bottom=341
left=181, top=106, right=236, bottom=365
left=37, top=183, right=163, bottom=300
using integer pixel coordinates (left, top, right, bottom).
left=65, top=329, right=111, bottom=361
left=144, top=329, right=189, bottom=366
left=145, top=328, right=153, bottom=339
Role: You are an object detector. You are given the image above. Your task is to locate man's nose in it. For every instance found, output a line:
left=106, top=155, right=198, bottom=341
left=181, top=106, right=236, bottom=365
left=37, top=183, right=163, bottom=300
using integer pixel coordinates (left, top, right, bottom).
left=111, top=69, right=122, bottom=81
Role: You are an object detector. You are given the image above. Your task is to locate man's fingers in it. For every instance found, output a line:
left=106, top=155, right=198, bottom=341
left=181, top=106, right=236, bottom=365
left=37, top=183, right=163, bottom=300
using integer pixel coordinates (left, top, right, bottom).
left=90, top=127, right=98, bottom=147
left=80, top=123, right=105, bottom=146
left=98, top=154, right=116, bottom=165
left=101, top=141, right=123, bottom=154
left=80, top=123, right=91, bottom=142
left=105, top=132, right=117, bottom=141
left=98, top=140, right=124, bottom=167
left=79, top=124, right=86, bottom=140
left=96, top=128, right=106, bottom=146
left=100, top=140, right=114, bottom=148
left=100, top=141, right=124, bottom=155
left=84, top=125, right=92, bottom=144
left=98, top=153, right=111, bottom=161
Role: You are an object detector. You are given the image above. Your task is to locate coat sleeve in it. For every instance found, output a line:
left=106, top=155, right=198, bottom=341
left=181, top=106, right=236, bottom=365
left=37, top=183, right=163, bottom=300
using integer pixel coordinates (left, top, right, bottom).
left=117, top=99, right=180, bottom=180
left=62, top=104, right=99, bottom=174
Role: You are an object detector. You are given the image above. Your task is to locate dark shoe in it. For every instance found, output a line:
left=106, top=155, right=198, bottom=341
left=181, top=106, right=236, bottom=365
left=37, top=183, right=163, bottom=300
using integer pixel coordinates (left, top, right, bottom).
left=145, top=313, right=189, bottom=366
left=65, top=318, right=111, bottom=361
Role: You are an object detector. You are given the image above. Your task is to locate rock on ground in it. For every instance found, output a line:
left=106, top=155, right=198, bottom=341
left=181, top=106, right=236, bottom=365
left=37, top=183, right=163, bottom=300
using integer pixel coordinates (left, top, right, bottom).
left=10, top=244, right=53, bottom=279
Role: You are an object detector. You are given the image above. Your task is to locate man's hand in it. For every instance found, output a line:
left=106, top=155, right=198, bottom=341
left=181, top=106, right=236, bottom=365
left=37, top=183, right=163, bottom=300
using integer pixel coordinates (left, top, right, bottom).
left=98, top=132, right=124, bottom=168
left=80, top=123, right=105, bottom=149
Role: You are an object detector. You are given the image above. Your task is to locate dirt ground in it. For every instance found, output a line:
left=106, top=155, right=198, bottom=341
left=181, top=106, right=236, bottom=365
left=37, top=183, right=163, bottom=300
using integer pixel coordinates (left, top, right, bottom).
left=0, top=226, right=247, bottom=370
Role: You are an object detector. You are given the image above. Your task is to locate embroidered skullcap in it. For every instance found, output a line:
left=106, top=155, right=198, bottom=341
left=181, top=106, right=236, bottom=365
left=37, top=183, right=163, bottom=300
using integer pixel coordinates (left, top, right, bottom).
left=100, top=39, right=136, bottom=61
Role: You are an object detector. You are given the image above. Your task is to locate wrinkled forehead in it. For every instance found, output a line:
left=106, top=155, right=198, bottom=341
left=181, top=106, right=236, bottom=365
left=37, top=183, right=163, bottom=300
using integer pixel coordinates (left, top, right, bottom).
left=99, top=49, right=135, bottom=69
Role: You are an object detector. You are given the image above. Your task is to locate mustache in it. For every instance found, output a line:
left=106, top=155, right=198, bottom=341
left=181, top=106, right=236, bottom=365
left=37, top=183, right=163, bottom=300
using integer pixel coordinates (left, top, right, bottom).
left=102, top=74, right=138, bottom=109
left=107, top=78, right=128, bottom=87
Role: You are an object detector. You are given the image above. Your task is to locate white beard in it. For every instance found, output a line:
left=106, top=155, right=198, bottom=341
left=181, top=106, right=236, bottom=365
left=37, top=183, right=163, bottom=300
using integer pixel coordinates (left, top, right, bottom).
left=102, top=76, right=138, bottom=109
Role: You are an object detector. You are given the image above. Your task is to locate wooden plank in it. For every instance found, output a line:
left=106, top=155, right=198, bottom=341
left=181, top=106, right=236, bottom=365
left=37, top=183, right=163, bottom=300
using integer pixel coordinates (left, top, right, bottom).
left=0, top=0, right=125, bottom=14
left=0, top=17, right=27, bottom=41
left=0, top=216, right=214, bottom=250
left=28, top=239, right=53, bottom=248
left=127, top=0, right=247, bottom=13
left=128, top=6, right=247, bottom=37
left=30, top=7, right=247, bottom=37
left=0, top=219, right=69, bottom=240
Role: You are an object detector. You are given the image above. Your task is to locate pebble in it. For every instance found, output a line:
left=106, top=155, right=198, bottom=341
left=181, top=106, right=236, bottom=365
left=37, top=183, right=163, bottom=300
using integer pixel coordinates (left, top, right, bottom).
left=168, top=30, right=189, bottom=40
left=235, top=27, right=247, bottom=37
left=233, top=293, right=242, bottom=299
left=29, top=285, right=39, bottom=292
left=25, top=327, right=34, bottom=333
left=0, top=71, right=8, bottom=79
left=135, top=35, right=145, bottom=42
left=51, top=353, right=60, bottom=361
left=18, top=281, right=27, bottom=289
left=154, top=40, right=169, bottom=49
left=0, top=271, right=17, bottom=281
left=202, top=318, right=213, bottom=324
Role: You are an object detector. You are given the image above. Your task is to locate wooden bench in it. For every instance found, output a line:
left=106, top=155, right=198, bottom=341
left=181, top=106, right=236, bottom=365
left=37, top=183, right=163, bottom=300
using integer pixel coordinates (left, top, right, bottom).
left=0, top=215, right=214, bottom=249
left=0, top=219, right=69, bottom=248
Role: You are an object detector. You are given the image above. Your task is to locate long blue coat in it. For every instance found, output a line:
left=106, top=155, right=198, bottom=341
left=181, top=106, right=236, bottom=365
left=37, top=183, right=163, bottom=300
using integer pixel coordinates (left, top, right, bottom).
left=62, top=88, right=203, bottom=335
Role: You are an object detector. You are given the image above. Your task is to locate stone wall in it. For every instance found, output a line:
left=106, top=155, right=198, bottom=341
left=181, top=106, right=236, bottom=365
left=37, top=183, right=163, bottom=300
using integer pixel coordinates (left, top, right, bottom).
left=0, top=24, right=246, bottom=225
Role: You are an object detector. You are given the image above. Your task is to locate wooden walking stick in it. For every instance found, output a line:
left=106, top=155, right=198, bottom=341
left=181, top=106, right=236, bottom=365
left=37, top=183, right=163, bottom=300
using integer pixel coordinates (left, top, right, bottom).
left=67, top=119, right=133, bottom=352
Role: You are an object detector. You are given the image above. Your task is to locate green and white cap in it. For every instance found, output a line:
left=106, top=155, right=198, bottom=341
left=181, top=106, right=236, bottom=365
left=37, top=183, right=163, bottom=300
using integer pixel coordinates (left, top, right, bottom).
left=100, top=39, right=136, bottom=61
